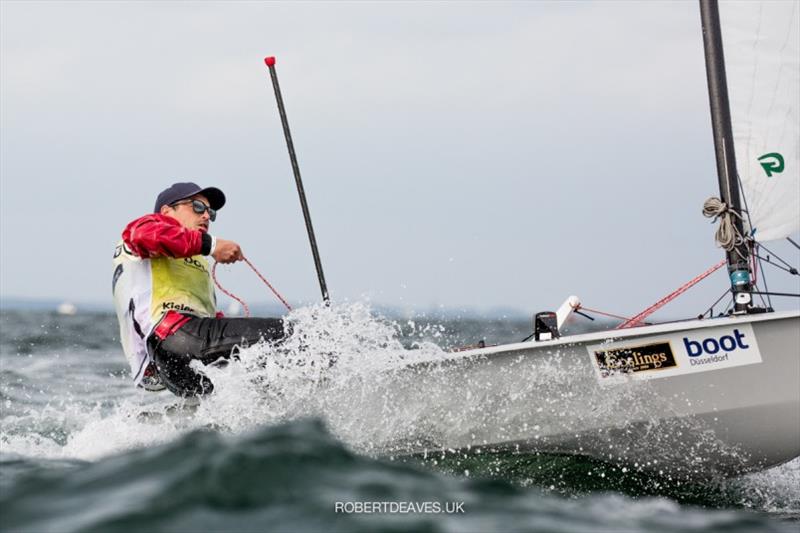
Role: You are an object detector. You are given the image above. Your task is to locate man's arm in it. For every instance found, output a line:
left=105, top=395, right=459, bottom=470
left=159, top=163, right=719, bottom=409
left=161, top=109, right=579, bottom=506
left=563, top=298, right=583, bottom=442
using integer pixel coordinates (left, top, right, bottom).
left=123, top=214, right=243, bottom=263
left=212, top=239, right=243, bottom=263
left=123, top=214, right=209, bottom=258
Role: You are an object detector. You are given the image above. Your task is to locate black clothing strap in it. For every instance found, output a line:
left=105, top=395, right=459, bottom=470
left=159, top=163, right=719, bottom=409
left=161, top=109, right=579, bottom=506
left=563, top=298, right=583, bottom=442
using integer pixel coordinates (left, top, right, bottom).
left=129, top=299, right=145, bottom=339
left=201, top=232, right=213, bottom=256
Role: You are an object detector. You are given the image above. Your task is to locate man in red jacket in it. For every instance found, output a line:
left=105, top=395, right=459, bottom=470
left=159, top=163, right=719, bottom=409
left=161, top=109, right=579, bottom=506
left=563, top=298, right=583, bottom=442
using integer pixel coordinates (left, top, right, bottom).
left=112, top=182, right=286, bottom=397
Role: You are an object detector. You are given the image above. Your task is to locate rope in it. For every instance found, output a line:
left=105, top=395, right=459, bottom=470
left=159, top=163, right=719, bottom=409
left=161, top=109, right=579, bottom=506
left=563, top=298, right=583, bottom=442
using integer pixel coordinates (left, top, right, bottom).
left=575, top=305, right=632, bottom=322
left=702, top=197, right=747, bottom=257
left=212, top=262, right=251, bottom=316
left=242, top=257, right=293, bottom=311
left=616, top=259, right=727, bottom=329
left=211, top=255, right=292, bottom=317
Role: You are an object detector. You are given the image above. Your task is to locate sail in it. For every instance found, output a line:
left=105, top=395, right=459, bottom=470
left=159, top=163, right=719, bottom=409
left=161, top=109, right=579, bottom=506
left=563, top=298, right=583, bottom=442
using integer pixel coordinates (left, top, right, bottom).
left=719, top=0, right=800, bottom=241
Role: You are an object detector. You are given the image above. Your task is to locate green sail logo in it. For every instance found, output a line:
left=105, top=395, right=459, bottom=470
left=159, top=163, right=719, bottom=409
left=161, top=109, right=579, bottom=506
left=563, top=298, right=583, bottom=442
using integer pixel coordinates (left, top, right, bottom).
left=757, top=152, right=784, bottom=177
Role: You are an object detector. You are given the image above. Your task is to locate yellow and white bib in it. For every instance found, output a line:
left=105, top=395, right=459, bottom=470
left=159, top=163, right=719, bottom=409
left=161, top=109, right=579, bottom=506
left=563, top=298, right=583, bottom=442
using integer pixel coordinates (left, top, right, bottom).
left=112, top=241, right=216, bottom=384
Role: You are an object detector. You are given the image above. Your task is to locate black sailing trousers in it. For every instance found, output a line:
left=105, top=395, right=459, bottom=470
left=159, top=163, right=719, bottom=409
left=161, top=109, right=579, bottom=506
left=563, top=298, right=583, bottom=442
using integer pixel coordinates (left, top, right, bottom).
left=147, top=313, right=285, bottom=397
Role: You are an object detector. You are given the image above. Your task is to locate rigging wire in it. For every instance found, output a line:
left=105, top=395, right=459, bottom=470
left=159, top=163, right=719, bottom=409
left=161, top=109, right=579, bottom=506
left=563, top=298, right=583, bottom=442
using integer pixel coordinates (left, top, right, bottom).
left=752, top=253, right=799, bottom=276
left=701, top=287, right=733, bottom=319
left=748, top=290, right=800, bottom=298
left=732, top=172, right=771, bottom=309
left=788, top=237, right=800, bottom=251
left=723, top=294, right=735, bottom=315
left=756, top=247, right=772, bottom=309
left=751, top=244, right=770, bottom=309
left=754, top=242, right=799, bottom=274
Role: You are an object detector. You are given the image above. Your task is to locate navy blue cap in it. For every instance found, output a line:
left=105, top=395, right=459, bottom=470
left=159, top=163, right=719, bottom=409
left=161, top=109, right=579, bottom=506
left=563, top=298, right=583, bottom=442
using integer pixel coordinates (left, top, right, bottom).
left=154, top=182, right=226, bottom=213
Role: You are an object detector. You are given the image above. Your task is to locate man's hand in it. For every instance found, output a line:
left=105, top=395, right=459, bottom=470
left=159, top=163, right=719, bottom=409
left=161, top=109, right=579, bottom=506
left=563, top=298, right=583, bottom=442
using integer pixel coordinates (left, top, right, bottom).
left=213, top=239, right=243, bottom=264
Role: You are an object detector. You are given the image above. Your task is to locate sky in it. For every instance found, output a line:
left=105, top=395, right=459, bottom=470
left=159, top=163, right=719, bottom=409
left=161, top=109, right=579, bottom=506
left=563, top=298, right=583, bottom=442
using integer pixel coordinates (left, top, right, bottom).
left=1, top=0, right=798, bottom=319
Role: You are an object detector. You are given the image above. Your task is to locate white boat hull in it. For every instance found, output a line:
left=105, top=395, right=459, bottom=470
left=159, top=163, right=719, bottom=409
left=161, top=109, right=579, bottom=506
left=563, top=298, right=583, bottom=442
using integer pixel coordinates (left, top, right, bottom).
left=357, top=310, right=799, bottom=478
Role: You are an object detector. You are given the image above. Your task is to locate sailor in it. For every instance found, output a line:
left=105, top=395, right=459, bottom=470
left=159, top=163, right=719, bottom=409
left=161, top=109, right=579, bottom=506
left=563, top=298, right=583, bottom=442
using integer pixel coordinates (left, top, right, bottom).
left=112, top=181, right=286, bottom=397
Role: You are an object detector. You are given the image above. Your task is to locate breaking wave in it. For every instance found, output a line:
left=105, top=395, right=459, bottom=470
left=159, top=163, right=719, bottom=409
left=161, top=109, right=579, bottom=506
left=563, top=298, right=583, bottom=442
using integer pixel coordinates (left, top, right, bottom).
left=0, top=303, right=797, bottom=526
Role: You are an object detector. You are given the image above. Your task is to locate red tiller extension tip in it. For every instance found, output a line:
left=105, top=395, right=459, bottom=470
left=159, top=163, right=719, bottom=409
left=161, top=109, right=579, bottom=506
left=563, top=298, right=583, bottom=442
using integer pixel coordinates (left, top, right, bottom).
left=264, top=56, right=276, bottom=67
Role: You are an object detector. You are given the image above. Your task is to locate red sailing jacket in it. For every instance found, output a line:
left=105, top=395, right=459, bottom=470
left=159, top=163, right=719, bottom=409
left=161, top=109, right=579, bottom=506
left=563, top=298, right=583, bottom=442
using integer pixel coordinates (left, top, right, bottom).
left=122, top=214, right=210, bottom=259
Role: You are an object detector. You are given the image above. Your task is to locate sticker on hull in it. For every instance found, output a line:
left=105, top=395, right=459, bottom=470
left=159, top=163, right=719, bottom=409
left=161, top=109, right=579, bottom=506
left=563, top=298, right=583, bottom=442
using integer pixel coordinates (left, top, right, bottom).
left=593, top=340, right=677, bottom=378
left=587, top=323, right=762, bottom=383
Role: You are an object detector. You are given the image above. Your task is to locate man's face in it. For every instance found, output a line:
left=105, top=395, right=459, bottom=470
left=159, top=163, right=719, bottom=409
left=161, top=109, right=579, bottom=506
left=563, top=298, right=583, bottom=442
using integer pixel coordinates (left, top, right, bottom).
left=161, top=193, right=212, bottom=232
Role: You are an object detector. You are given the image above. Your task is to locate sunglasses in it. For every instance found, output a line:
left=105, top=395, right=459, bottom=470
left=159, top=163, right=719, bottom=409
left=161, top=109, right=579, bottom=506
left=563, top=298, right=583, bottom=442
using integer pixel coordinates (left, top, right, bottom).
left=171, top=199, right=217, bottom=221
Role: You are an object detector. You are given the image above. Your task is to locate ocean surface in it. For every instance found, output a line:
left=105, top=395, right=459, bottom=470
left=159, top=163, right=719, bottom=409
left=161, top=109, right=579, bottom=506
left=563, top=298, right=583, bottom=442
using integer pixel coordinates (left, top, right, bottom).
left=0, top=304, right=797, bottom=533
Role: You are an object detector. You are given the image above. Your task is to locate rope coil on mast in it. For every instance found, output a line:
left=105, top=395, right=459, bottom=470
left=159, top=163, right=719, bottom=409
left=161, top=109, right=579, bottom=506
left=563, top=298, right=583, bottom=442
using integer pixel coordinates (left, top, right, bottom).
left=702, top=197, right=749, bottom=258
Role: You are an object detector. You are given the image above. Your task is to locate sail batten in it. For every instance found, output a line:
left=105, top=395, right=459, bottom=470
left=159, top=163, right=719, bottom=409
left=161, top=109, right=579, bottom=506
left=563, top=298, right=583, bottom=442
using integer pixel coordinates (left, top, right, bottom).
left=719, top=0, right=800, bottom=241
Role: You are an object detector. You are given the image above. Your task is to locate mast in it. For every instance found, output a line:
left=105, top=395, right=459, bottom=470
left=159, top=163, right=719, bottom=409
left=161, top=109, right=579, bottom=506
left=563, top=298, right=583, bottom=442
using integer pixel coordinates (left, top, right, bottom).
left=263, top=56, right=330, bottom=304
left=699, top=0, right=753, bottom=312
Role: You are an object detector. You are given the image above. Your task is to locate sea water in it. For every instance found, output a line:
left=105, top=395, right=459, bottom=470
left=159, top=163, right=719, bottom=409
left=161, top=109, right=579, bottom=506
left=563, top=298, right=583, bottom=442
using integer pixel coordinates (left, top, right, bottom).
left=0, top=304, right=797, bottom=532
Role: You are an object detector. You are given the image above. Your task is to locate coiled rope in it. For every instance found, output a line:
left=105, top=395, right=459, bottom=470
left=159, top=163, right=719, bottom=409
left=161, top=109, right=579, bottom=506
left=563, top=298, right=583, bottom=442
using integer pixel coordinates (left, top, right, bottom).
left=702, top=197, right=747, bottom=257
left=212, top=256, right=292, bottom=317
